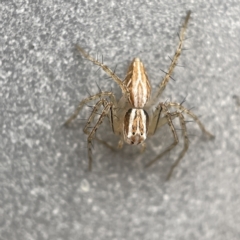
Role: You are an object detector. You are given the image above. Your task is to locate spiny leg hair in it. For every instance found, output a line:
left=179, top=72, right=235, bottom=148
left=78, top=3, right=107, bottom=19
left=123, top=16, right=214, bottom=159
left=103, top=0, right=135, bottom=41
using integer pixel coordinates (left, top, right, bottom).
left=168, top=102, right=215, bottom=139
left=146, top=103, right=179, bottom=170
left=146, top=100, right=213, bottom=179
left=86, top=101, right=113, bottom=171
left=154, top=10, right=191, bottom=101
left=64, top=91, right=115, bottom=126
left=83, top=99, right=118, bottom=153
left=166, top=111, right=189, bottom=180
left=146, top=103, right=190, bottom=180
left=76, top=45, right=129, bottom=96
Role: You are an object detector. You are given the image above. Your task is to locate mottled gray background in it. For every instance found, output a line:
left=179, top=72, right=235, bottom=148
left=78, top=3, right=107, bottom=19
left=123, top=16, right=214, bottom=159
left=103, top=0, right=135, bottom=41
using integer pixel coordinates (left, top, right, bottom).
left=1, top=0, right=240, bottom=240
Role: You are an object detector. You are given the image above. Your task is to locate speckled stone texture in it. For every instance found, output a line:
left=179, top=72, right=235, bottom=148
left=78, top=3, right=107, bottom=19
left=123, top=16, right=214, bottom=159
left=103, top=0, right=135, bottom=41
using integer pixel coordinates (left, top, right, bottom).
left=0, top=1, right=240, bottom=240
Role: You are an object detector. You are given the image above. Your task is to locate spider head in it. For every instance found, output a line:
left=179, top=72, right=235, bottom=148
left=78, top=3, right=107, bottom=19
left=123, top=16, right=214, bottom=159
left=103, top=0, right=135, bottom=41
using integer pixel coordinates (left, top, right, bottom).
left=123, top=108, right=149, bottom=145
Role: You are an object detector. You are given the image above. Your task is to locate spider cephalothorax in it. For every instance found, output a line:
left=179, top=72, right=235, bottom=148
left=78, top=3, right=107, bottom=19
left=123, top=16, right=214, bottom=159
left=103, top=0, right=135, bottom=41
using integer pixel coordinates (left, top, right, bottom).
left=123, top=108, right=149, bottom=145
left=64, top=11, right=214, bottom=179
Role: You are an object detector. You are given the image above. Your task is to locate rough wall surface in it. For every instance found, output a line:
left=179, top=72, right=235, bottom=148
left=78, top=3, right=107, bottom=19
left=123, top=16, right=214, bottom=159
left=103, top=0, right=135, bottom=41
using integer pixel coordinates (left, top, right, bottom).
left=1, top=1, right=240, bottom=240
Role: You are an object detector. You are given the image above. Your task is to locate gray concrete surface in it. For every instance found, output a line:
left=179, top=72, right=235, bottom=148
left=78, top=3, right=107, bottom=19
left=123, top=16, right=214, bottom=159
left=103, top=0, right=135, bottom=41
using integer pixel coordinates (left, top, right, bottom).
left=1, top=0, right=240, bottom=240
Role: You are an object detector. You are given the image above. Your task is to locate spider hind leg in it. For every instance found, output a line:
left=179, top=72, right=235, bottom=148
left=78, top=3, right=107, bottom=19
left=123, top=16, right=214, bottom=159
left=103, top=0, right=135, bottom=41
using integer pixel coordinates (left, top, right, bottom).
left=153, top=10, right=191, bottom=102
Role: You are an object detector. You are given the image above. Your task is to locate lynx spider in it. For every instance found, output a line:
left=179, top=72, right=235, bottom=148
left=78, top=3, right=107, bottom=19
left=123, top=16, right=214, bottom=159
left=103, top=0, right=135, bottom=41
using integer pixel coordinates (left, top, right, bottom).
left=65, top=11, right=214, bottom=179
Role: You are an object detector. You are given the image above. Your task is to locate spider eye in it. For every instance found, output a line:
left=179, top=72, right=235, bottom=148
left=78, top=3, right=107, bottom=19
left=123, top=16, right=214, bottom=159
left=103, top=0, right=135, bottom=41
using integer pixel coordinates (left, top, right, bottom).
left=131, top=141, right=134, bottom=144
left=132, top=132, right=135, bottom=135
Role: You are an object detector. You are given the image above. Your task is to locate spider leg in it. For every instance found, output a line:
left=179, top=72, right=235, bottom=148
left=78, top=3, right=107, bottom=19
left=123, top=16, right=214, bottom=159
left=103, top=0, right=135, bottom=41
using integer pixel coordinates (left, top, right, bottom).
left=76, top=45, right=128, bottom=95
left=64, top=91, right=115, bottom=126
left=153, top=11, right=191, bottom=101
left=148, top=101, right=213, bottom=179
left=145, top=104, right=179, bottom=169
left=83, top=99, right=108, bottom=134
left=148, top=104, right=178, bottom=135
left=148, top=104, right=163, bottom=135
left=102, top=97, right=117, bottom=134
left=82, top=99, right=118, bottom=157
left=168, top=102, right=214, bottom=139
left=85, top=101, right=113, bottom=170
left=166, top=111, right=189, bottom=180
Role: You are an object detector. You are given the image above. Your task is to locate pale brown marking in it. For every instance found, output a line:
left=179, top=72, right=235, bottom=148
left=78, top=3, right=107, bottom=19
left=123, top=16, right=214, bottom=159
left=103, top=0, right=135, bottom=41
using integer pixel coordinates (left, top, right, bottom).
left=123, top=109, right=149, bottom=145
left=124, top=58, right=151, bottom=108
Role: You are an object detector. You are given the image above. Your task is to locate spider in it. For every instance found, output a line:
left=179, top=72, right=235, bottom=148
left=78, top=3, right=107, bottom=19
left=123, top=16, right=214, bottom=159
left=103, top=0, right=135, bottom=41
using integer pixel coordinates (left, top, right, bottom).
left=64, top=11, right=214, bottom=179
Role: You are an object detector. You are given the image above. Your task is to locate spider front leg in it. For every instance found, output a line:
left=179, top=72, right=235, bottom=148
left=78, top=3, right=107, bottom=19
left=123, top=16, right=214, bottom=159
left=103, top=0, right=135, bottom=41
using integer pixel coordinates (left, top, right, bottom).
left=64, top=91, right=116, bottom=126
left=83, top=99, right=109, bottom=135
left=146, top=104, right=189, bottom=180
left=146, top=104, right=179, bottom=171
left=168, top=102, right=214, bottom=139
left=166, top=111, right=189, bottom=180
left=148, top=104, right=178, bottom=136
left=82, top=98, right=120, bottom=162
left=85, top=101, right=113, bottom=171
left=147, top=101, right=213, bottom=179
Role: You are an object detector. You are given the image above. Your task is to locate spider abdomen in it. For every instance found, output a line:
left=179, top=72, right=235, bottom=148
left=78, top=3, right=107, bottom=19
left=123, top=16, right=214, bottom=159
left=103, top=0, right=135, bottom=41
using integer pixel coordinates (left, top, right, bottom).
left=124, top=58, right=151, bottom=108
